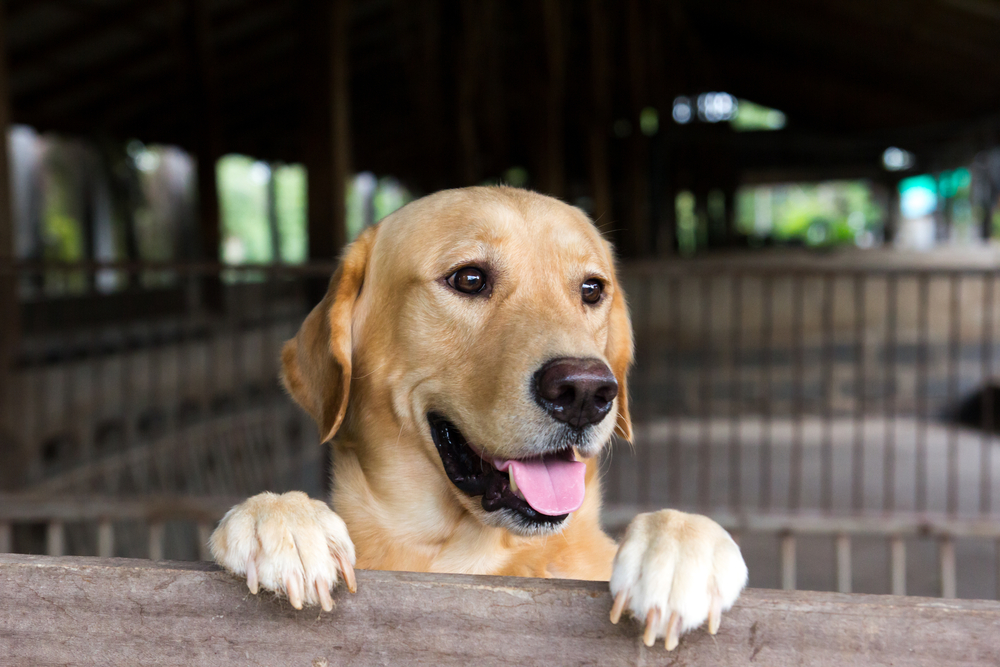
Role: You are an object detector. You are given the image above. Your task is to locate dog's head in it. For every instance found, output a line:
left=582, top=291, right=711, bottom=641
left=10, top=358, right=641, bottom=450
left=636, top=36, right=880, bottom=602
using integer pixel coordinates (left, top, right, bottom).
left=282, top=187, right=632, bottom=536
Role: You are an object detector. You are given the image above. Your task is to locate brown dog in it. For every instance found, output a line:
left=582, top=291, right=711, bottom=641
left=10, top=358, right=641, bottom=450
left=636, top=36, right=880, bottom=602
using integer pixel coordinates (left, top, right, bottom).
left=210, top=186, right=747, bottom=650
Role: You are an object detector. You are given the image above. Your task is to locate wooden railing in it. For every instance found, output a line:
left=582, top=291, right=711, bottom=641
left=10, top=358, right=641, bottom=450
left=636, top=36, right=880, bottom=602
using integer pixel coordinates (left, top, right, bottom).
left=4, top=494, right=1000, bottom=600
left=607, top=504, right=1000, bottom=599
left=1, top=553, right=998, bottom=666
left=0, top=494, right=240, bottom=560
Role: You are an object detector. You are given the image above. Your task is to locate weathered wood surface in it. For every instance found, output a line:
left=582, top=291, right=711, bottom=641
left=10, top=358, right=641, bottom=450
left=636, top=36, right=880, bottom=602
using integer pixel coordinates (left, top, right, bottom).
left=1, top=554, right=999, bottom=666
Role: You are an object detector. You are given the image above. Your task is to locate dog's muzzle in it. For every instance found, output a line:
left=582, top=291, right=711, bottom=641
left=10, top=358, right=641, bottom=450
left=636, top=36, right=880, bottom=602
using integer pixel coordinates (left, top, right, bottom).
left=428, top=413, right=582, bottom=525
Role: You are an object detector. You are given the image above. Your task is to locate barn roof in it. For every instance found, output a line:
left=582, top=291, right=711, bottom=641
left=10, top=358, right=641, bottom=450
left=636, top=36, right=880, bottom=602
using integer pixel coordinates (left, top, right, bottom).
left=6, top=0, right=1000, bottom=190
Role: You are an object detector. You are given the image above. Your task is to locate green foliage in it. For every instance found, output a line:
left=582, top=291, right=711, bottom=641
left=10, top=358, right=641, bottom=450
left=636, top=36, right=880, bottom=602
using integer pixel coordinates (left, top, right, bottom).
left=274, top=165, right=307, bottom=263
left=218, top=155, right=271, bottom=263
left=731, top=100, right=786, bottom=132
left=735, top=181, right=882, bottom=247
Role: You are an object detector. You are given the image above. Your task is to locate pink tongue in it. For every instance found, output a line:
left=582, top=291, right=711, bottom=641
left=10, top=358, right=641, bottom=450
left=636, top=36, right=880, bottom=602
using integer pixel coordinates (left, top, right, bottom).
left=494, top=456, right=586, bottom=516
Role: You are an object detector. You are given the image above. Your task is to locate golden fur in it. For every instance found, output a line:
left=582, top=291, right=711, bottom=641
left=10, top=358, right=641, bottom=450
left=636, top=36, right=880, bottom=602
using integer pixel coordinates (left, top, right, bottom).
left=281, top=186, right=626, bottom=579
left=211, top=186, right=747, bottom=649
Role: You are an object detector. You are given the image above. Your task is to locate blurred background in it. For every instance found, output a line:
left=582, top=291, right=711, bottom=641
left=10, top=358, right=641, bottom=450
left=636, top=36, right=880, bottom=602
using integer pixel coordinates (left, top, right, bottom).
left=2, top=0, right=1000, bottom=600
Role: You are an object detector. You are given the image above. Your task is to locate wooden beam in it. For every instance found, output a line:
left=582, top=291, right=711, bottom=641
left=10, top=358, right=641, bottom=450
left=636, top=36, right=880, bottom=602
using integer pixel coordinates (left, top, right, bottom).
left=300, top=0, right=350, bottom=266
left=2, top=554, right=999, bottom=665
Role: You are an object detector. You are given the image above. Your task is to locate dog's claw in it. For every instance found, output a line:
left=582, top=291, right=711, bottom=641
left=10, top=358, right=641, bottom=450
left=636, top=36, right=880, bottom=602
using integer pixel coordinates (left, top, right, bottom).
left=610, top=590, right=628, bottom=624
left=708, top=590, right=722, bottom=635
left=246, top=557, right=259, bottom=595
left=335, top=551, right=357, bottom=594
left=643, top=607, right=661, bottom=647
left=665, top=611, right=681, bottom=651
left=286, top=573, right=304, bottom=610
left=316, top=578, right=335, bottom=612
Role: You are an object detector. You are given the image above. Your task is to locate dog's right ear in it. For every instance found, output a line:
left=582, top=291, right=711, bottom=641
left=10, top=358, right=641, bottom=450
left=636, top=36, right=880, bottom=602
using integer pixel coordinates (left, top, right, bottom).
left=281, top=226, right=377, bottom=443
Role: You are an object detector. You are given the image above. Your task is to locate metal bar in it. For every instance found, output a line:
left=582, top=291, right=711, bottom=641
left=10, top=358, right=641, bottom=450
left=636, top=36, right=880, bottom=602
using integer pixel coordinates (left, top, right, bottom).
left=884, top=275, right=897, bottom=512
left=790, top=276, right=804, bottom=511
left=821, top=274, right=834, bottom=512
left=852, top=274, right=866, bottom=512
left=668, top=275, right=682, bottom=507
left=891, top=535, right=906, bottom=596
left=835, top=533, right=851, bottom=593
left=729, top=273, right=742, bottom=512
left=940, top=537, right=957, bottom=599
left=636, top=276, right=653, bottom=507
left=0, top=520, right=10, bottom=552
left=916, top=275, right=929, bottom=512
left=760, top=275, right=773, bottom=511
left=781, top=533, right=796, bottom=591
left=947, top=274, right=961, bottom=515
left=97, top=519, right=114, bottom=558
left=148, top=522, right=164, bottom=561
left=981, top=273, right=994, bottom=515
left=698, top=274, right=712, bottom=509
left=46, top=520, right=64, bottom=557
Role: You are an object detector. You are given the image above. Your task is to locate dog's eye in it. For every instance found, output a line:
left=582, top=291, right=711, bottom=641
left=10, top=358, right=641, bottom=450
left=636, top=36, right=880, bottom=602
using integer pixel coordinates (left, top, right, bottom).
left=581, top=278, right=603, bottom=304
left=448, top=267, right=487, bottom=294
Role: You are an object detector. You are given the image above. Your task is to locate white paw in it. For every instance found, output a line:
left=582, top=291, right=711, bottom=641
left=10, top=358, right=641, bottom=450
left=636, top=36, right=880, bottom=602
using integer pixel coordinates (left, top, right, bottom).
left=609, top=509, right=747, bottom=650
left=209, top=491, right=357, bottom=611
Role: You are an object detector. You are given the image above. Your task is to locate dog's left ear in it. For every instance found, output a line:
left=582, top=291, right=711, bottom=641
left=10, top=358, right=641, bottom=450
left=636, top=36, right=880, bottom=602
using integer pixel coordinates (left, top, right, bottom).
left=606, top=275, right=634, bottom=442
left=281, top=226, right=378, bottom=443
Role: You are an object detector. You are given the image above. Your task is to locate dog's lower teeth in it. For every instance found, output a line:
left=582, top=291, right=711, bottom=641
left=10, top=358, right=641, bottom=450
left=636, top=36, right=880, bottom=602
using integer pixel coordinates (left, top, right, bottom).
left=509, top=471, right=525, bottom=499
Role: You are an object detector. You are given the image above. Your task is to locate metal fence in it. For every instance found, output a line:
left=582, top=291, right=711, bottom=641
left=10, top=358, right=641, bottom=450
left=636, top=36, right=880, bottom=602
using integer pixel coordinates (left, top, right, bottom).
left=2, top=253, right=1000, bottom=597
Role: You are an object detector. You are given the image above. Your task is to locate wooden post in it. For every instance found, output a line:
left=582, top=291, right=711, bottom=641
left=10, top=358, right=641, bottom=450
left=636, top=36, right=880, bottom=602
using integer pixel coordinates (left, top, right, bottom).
left=587, top=0, right=613, bottom=232
left=175, top=0, right=224, bottom=307
left=456, top=2, right=483, bottom=186
left=624, top=0, right=650, bottom=257
left=301, top=0, right=351, bottom=283
left=0, top=0, right=23, bottom=492
left=538, top=0, right=566, bottom=199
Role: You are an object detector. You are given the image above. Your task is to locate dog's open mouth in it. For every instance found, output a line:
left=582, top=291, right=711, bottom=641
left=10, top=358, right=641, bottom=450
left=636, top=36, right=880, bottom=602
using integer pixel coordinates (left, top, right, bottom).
left=428, top=413, right=585, bottom=524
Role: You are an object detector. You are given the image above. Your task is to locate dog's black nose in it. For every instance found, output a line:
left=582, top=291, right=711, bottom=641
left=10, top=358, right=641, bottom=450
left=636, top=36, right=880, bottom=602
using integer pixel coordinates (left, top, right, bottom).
left=534, top=357, right=618, bottom=429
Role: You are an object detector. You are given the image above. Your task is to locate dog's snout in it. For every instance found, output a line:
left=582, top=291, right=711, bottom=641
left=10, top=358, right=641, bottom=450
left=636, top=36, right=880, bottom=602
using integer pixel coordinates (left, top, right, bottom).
left=534, top=358, right=618, bottom=429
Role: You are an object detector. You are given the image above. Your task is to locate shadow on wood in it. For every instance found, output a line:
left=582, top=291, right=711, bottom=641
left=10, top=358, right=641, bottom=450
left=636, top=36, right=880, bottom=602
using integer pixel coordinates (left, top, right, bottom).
left=1, top=554, right=999, bottom=665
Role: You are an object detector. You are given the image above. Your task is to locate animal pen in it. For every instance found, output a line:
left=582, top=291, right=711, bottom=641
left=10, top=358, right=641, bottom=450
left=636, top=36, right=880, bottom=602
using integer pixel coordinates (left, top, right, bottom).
left=3, top=0, right=1000, bottom=663
left=4, top=252, right=1000, bottom=602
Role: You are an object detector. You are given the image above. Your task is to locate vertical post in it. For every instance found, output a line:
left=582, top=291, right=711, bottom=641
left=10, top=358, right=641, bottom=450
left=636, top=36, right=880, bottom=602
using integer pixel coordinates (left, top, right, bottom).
left=780, top=533, right=796, bottom=591
left=46, top=521, right=65, bottom=557
left=197, top=522, right=213, bottom=561
left=0, top=0, right=22, bottom=491
left=623, top=0, right=649, bottom=257
left=890, top=535, right=906, bottom=596
left=0, top=521, right=11, bottom=553
left=302, top=0, right=351, bottom=302
left=835, top=534, right=852, bottom=594
left=456, top=2, right=482, bottom=186
left=587, top=0, right=612, bottom=232
left=539, top=0, right=565, bottom=199
left=940, top=537, right=956, bottom=599
left=148, top=522, right=165, bottom=561
left=180, top=0, right=224, bottom=307
left=97, top=520, right=114, bottom=559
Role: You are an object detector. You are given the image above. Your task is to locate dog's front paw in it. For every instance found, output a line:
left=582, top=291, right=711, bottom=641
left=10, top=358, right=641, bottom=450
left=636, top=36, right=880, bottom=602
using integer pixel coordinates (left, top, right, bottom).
left=609, top=509, right=747, bottom=650
left=209, top=491, right=356, bottom=610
